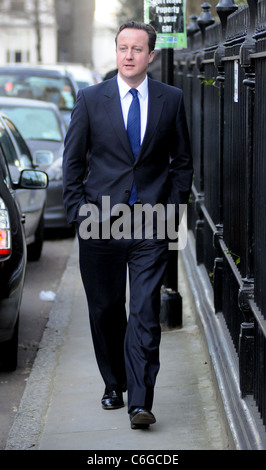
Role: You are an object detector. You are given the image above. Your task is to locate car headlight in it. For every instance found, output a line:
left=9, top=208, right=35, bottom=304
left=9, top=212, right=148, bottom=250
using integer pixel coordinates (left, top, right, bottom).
left=46, top=157, right=63, bottom=182
left=0, top=197, right=11, bottom=256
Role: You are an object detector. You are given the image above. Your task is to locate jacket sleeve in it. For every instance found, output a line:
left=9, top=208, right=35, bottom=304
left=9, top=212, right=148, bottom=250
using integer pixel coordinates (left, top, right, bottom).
left=62, top=89, right=90, bottom=224
left=167, top=91, right=193, bottom=210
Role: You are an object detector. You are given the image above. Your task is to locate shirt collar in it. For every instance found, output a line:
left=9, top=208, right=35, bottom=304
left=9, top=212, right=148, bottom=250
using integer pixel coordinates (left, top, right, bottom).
left=117, top=74, right=148, bottom=100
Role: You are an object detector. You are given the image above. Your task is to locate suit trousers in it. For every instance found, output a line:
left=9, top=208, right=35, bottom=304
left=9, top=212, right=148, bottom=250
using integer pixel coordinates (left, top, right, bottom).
left=77, top=216, right=168, bottom=412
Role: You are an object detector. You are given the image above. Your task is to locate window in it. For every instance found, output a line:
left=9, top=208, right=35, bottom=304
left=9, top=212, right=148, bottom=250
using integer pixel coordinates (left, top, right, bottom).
left=15, top=51, right=22, bottom=63
left=0, top=73, right=76, bottom=110
left=4, top=117, right=33, bottom=168
left=0, top=147, right=11, bottom=188
left=1, top=106, right=63, bottom=143
left=10, top=0, right=25, bottom=12
left=0, top=121, right=19, bottom=167
left=6, top=50, right=30, bottom=63
left=0, top=120, right=21, bottom=183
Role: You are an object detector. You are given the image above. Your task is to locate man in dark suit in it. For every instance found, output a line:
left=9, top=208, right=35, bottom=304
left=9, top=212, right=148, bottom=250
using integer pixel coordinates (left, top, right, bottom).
left=63, top=21, right=193, bottom=430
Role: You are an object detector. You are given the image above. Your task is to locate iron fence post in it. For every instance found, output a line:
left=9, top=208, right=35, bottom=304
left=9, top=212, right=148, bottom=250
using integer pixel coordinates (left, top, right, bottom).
left=238, top=278, right=255, bottom=397
left=213, top=0, right=238, bottom=314
left=193, top=4, right=214, bottom=266
left=160, top=47, right=182, bottom=329
left=237, top=0, right=258, bottom=398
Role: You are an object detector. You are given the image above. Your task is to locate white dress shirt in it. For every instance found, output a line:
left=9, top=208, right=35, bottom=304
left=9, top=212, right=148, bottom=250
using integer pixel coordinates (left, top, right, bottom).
left=117, top=73, right=148, bottom=144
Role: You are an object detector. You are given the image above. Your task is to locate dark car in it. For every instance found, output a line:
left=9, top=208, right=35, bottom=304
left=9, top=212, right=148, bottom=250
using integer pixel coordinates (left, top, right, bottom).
left=0, top=97, right=70, bottom=230
left=0, top=111, right=47, bottom=259
left=0, top=65, right=78, bottom=127
left=0, top=145, right=47, bottom=371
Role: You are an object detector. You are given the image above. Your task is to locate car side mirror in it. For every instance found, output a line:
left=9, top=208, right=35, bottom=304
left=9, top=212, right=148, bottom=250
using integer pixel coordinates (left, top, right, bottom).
left=34, top=150, right=54, bottom=167
left=16, top=169, right=48, bottom=189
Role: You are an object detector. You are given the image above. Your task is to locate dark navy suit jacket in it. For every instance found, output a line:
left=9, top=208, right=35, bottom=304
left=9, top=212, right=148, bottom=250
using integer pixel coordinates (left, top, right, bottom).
left=62, top=76, right=193, bottom=224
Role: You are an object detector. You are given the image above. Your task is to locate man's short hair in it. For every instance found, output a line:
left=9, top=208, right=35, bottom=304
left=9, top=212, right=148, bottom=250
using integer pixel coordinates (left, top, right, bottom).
left=115, top=21, right=157, bottom=53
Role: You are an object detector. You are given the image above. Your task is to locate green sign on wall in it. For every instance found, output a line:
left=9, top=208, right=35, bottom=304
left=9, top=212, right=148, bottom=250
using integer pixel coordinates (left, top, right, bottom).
left=144, top=0, right=187, bottom=49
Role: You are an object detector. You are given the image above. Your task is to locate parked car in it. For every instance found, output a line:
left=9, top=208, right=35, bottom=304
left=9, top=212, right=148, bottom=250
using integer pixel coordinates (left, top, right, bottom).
left=0, top=145, right=47, bottom=370
left=0, top=111, right=47, bottom=259
left=0, top=97, right=70, bottom=230
left=36, top=63, right=98, bottom=89
left=0, top=65, right=78, bottom=127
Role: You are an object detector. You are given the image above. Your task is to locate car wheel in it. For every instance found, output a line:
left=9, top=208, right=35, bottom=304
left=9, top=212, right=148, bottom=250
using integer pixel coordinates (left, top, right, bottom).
left=27, top=214, right=44, bottom=261
left=0, top=316, right=19, bottom=372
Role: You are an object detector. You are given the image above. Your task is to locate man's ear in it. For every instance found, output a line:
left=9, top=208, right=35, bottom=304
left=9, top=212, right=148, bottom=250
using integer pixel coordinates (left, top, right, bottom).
left=149, top=50, right=155, bottom=64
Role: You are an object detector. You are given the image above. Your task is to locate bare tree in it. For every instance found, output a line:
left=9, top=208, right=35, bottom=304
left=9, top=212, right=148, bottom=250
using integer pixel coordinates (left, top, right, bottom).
left=116, top=0, right=144, bottom=26
left=34, top=0, right=42, bottom=62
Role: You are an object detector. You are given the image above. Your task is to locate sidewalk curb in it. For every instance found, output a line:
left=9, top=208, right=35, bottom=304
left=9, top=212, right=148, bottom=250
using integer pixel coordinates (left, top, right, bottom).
left=5, top=237, right=79, bottom=450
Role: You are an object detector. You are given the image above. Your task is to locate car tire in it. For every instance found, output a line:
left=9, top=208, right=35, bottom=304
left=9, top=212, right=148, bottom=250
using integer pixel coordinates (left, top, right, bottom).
left=27, top=214, right=44, bottom=261
left=0, top=316, right=19, bottom=371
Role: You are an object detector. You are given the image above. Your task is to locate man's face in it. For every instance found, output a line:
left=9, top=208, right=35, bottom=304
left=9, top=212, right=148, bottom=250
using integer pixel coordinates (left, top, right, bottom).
left=116, top=28, right=154, bottom=87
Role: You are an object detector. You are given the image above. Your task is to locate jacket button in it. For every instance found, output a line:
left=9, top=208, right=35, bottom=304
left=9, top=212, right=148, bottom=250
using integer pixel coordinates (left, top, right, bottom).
left=125, top=189, right=130, bottom=194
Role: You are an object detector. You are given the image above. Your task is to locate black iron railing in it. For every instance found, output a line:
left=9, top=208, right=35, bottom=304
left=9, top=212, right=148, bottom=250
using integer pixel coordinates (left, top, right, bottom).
left=174, top=0, right=266, bottom=442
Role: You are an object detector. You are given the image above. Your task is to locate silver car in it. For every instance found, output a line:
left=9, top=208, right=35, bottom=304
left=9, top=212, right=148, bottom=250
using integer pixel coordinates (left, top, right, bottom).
left=0, top=112, right=47, bottom=260
left=0, top=97, right=70, bottom=230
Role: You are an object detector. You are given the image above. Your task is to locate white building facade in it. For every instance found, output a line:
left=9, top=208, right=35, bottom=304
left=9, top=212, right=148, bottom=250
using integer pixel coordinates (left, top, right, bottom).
left=0, top=0, right=57, bottom=64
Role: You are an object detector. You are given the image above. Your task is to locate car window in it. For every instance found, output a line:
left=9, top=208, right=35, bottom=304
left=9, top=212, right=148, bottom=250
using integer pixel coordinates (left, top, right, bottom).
left=0, top=120, right=21, bottom=183
left=0, top=73, right=75, bottom=110
left=1, top=106, right=63, bottom=142
left=0, top=148, right=12, bottom=188
left=4, top=117, right=33, bottom=168
left=0, top=120, right=20, bottom=167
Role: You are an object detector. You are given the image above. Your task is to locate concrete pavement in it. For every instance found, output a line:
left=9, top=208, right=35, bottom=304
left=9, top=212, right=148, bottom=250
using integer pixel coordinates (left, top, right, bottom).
left=5, top=237, right=233, bottom=451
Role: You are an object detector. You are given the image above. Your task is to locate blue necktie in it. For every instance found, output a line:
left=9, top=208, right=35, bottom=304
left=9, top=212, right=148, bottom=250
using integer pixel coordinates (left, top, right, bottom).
left=127, top=88, right=140, bottom=205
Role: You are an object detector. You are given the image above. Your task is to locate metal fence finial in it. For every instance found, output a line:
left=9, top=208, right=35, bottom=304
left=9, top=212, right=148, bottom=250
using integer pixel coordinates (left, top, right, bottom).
left=216, top=0, right=238, bottom=40
left=197, top=2, right=215, bottom=45
left=187, top=14, right=200, bottom=50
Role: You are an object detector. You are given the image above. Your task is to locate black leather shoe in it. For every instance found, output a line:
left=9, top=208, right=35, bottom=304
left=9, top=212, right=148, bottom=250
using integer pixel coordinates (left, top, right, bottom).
left=101, top=390, right=124, bottom=410
left=129, top=407, right=156, bottom=429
